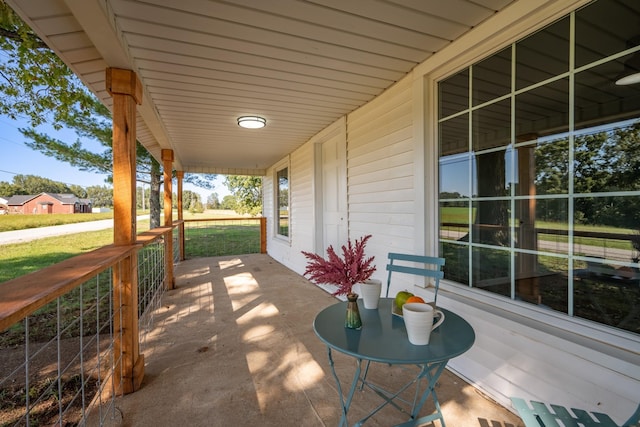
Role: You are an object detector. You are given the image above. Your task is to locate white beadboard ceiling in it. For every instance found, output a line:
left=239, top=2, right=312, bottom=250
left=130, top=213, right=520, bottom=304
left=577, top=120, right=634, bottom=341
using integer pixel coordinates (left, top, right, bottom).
left=6, top=0, right=515, bottom=175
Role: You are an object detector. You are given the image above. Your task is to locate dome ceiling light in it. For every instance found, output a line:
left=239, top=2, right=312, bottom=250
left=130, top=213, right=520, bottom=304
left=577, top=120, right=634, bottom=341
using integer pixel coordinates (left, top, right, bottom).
left=237, top=116, right=266, bottom=129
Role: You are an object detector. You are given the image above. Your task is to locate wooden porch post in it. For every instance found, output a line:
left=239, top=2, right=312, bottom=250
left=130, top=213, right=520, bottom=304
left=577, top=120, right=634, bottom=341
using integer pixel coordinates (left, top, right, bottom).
left=176, top=171, right=185, bottom=261
left=106, top=67, right=144, bottom=394
left=162, top=149, right=175, bottom=289
left=260, top=217, right=267, bottom=254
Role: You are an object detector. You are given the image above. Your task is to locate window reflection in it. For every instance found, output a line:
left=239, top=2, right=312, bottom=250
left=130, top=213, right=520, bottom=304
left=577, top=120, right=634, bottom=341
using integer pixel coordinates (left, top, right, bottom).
left=575, top=63, right=640, bottom=129
left=574, top=122, right=640, bottom=193
left=472, top=149, right=509, bottom=198
left=472, top=200, right=510, bottom=246
left=515, top=78, right=569, bottom=137
left=472, top=246, right=511, bottom=297
left=437, top=0, right=640, bottom=334
left=472, top=98, right=510, bottom=151
left=440, top=113, right=468, bottom=156
left=439, top=201, right=470, bottom=242
left=575, top=0, right=639, bottom=68
left=516, top=17, right=569, bottom=89
left=528, top=137, right=569, bottom=196
left=574, top=195, right=640, bottom=263
left=439, top=69, right=468, bottom=118
left=441, top=242, right=470, bottom=285
left=515, top=255, right=568, bottom=313
left=277, top=167, right=289, bottom=237
left=515, top=198, right=569, bottom=255
left=473, top=47, right=511, bottom=105
left=440, top=154, right=470, bottom=197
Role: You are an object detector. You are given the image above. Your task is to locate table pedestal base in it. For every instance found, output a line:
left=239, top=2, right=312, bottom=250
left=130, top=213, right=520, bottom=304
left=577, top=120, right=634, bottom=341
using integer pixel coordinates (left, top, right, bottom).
left=327, top=347, right=448, bottom=427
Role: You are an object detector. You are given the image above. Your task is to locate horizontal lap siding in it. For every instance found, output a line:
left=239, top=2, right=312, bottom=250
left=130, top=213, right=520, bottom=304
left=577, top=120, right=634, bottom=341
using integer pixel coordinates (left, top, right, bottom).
left=289, top=142, right=315, bottom=274
left=442, top=295, right=640, bottom=419
left=346, top=77, right=418, bottom=287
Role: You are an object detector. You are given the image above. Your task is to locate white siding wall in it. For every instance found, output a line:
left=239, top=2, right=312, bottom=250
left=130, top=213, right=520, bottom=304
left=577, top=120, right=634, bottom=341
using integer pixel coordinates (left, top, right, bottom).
left=288, top=142, right=316, bottom=274
left=264, top=0, right=640, bottom=421
left=265, top=119, right=345, bottom=275
left=346, top=77, right=423, bottom=296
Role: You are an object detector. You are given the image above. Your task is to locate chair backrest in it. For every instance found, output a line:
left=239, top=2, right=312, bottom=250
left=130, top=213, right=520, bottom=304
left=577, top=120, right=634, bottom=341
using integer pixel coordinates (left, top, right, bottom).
left=623, top=403, right=640, bottom=427
left=384, top=253, right=445, bottom=304
left=511, top=397, right=640, bottom=427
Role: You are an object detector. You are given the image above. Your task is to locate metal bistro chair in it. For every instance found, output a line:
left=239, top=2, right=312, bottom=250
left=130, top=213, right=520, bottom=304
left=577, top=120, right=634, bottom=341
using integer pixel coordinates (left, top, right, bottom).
left=384, top=253, right=446, bottom=307
left=359, top=253, right=446, bottom=390
left=511, top=397, right=640, bottom=427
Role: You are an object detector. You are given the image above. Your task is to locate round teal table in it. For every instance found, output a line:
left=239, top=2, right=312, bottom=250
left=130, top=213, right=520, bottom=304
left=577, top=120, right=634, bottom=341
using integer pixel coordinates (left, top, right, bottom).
left=313, top=298, right=475, bottom=427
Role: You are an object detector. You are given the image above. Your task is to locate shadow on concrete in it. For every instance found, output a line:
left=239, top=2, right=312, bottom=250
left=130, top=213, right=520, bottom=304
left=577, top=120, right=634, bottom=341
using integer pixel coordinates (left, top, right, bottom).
left=114, top=254, right=523, bottom=427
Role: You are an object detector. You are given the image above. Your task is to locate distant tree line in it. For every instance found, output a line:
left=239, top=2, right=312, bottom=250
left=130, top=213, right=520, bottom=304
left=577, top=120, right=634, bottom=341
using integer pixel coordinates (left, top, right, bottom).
left=0, top=174, right=264, bottom=214
left=0, top=174, right=113, bottom=207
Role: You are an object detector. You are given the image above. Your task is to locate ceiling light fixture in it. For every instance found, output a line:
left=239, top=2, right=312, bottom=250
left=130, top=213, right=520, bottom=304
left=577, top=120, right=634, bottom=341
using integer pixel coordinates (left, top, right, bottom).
left=615, top=37, right=640, bottom=86
left=615, top=53, right=640, bottom=85
left=237, top=116, right=266, bottom=129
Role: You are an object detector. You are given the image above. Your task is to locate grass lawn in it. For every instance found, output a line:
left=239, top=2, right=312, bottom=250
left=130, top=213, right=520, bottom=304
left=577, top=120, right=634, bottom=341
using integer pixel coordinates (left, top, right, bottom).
left=0, top=212, right=114, bottom=232
left=0, top=210, right=247, bottom=283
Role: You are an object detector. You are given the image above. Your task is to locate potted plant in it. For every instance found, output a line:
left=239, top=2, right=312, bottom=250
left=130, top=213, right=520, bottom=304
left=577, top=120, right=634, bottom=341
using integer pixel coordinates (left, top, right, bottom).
left=302, top=234, right=376, bottom=329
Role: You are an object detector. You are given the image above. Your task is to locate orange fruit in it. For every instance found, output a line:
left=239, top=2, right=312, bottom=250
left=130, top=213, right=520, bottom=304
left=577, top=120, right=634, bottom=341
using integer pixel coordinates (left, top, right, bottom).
left=406, top=295, right=425, bottom=304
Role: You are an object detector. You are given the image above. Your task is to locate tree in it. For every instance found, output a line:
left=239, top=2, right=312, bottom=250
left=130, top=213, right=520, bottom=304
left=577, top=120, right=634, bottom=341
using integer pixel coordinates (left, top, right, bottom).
left=206, top=193, right=220, bottom=209
left=224, top=176, right=262, bottom=216
left=0, top=181, right=18, bottom=197
left=87, top=185, right=113, bottom=208
left=8, top=174, right=71, bottom=194
left=220, top=195, right=237, bottom=210
left=0, top=2, right=217, bottom=228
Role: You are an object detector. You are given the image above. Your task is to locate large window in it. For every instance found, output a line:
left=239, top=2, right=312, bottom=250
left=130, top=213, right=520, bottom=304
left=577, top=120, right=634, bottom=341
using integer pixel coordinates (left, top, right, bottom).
left=276, top=166, right=289, bottom=237
left=438, top=0, right=640, bottom=335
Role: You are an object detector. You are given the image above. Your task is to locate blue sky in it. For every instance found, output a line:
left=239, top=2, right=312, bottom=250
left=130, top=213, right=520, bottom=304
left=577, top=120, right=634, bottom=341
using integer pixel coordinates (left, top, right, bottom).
left=0, top=114, right=229, bottom=202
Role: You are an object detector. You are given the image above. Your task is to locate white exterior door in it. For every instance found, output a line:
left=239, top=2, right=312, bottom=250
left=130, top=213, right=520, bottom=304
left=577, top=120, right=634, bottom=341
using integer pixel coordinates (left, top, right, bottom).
left=315, top=120, right=348, bottom=254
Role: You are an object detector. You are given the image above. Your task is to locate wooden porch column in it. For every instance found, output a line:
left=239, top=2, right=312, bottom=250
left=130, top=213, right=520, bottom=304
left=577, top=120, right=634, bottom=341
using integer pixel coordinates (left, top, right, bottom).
left=176, top=171, right=185, bottom=261
left=106, top=67, right=144, bottom=394
left=162, top=149, right=175, bottom=289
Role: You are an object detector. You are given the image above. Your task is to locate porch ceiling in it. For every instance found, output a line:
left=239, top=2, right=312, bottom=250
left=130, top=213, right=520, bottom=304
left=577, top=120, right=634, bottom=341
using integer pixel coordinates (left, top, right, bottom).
left=6, top=0, right=515, bottom=175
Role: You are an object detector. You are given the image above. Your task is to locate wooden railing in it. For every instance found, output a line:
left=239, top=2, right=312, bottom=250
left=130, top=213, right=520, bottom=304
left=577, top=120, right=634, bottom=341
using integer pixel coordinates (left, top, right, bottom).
left=0, top=216, right=267, bottom=425
left=0, top=226, right=175, bottom=426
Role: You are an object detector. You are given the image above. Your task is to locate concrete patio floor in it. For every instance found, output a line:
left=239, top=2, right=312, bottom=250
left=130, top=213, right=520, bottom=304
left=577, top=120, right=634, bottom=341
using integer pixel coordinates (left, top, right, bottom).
left=113, top=254, right=524, bottom=427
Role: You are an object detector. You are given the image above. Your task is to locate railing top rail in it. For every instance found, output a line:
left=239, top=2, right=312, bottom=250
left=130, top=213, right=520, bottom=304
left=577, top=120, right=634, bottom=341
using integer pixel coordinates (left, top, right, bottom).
left=183, top=217, right=263, bottom=223
left=137, top=226, right=173, bottom=246
left=0, top=244, right=134, bottom=332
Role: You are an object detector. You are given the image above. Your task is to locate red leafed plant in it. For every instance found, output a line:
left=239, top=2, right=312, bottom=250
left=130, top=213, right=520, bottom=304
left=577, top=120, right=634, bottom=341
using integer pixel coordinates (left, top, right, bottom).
left=302, top=234, right=376, bottom=297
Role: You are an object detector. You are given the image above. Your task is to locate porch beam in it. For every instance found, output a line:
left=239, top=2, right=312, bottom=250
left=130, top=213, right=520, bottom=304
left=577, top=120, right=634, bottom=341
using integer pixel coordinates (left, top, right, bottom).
left=106, top=67, right=144, bottom=394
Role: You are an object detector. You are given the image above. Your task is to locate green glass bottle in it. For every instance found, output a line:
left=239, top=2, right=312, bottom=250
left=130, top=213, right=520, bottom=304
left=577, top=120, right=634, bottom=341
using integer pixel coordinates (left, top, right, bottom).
left=345, top=293, right=362, bottom=329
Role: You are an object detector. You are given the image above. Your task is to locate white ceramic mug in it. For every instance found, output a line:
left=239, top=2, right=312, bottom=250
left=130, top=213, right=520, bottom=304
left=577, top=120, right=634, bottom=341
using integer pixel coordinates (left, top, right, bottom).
left=402, top=302, right=445, bottom=345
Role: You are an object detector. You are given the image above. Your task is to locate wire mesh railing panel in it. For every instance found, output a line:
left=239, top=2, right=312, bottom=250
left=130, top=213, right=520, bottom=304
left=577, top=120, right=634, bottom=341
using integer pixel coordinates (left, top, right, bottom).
left=138, top=239, right=166, bottom=350
left=172, top=227, right=180, bottom=264
left=184, top=218, right=262, bottom=257
left=0, top=268, right=124, bottom=426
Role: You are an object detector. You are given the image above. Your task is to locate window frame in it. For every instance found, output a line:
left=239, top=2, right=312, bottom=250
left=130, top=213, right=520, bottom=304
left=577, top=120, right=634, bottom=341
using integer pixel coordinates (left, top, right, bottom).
left=274, top=159, right=290, bottom=241
left=434, top=1, right=640, bottom=340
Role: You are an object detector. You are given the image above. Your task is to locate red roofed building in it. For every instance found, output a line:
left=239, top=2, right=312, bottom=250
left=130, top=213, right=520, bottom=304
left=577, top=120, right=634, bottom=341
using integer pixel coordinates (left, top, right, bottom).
left=6, top=193, right=92, bottom=214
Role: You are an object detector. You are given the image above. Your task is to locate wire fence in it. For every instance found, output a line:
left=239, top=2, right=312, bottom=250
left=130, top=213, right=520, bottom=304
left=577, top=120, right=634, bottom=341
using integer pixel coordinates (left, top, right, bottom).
left=184, top=218, right=263, bottom=257
left=0, top=231, right=170, bottom=426
left=0, top=219, right=265, bottom=426
left=0, top=267, right=124, bottom=427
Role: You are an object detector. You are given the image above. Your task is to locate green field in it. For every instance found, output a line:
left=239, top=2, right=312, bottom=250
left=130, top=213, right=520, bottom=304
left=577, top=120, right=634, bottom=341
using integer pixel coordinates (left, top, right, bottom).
left=0, top=212, right=114, bottom=232
left=0, top=210, right=244, bottom=283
